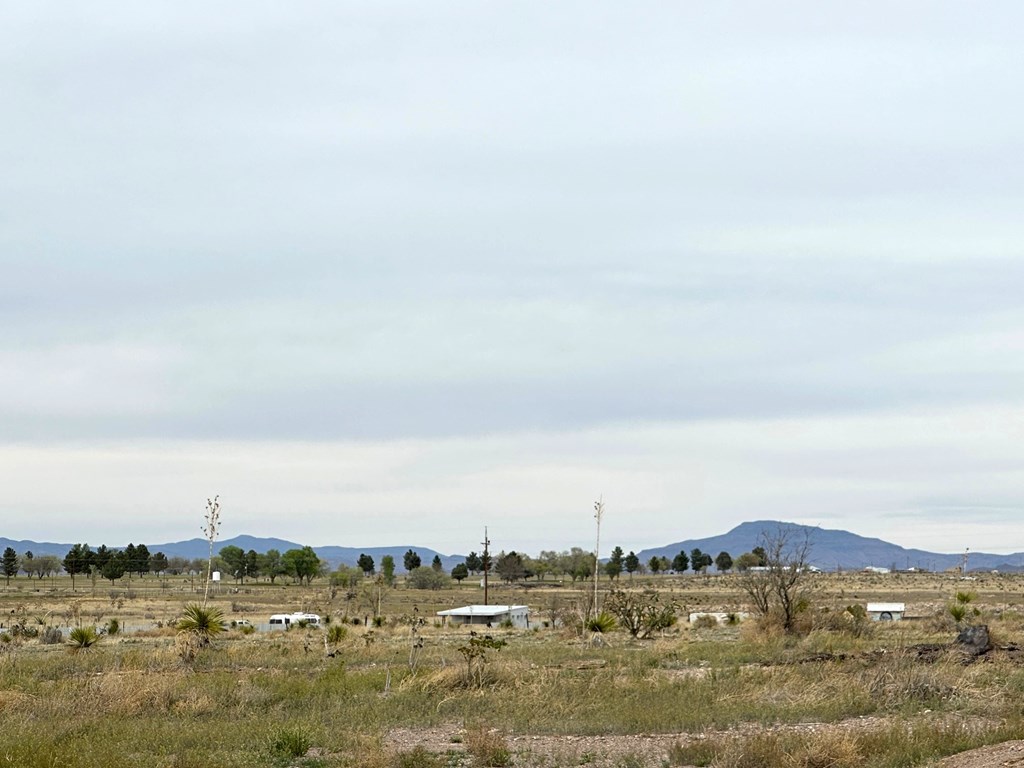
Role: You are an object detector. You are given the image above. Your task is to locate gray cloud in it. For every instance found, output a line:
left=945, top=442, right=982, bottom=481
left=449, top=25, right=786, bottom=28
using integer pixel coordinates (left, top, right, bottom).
left=3, top=3, right=1024, bottom=547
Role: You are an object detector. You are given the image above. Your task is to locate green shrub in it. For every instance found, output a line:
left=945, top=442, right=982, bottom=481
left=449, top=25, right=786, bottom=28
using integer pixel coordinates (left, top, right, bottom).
left=67, top=626, right=100, bottom=651
left=464, top=726, right=512, bottom=767
left=586, top=611, right=618, bottom=633
left=392, top=745, right=442, bottom=768
left=692, top=614, right=719, bottom=630
left=40, top=626, right=63, bottom=645
left=327, top=624, right=347, bottom=644
left=106, top=618, right=120, bottom=635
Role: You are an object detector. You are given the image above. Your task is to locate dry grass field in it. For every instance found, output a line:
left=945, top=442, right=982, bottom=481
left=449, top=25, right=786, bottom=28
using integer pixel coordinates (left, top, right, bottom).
left=3, top=570, right=1024, bottom=767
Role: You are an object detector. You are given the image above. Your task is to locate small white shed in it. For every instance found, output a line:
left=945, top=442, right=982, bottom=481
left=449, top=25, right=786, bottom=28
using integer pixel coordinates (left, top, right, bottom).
left=437, top=604, right=530, bottom=629
left=866, top=602, right=905, bottom=621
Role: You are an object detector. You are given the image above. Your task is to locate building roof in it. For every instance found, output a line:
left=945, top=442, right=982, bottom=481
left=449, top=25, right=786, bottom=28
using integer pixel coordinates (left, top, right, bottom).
left=866, top=603, right=906, bottom=612
left=436, top=604, right=528, bottom=617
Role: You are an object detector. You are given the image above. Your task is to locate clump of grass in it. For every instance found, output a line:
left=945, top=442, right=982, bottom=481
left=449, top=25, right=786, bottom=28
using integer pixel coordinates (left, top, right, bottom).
left=327, top=624, right=348, bottom=644
left=391, top=745, right=442, bottom=768
left=267, top=726, right=312, bottom=759
left=107, top=618, right=120, bottom=635
left=692, top=614, right=719, bottom=630
left=464, top=725, right=511, bottom=767
left=40, top=626, right=63, bottom=645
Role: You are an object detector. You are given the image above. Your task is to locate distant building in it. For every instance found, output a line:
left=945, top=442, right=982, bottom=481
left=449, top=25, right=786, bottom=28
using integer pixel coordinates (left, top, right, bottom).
left=437, top=604, right=530, bottom=629
left=688, top=611, right=750, bottom=625
left=863, top=566, right=891, bottom=574
left=866, top=602, right=905, bottom=621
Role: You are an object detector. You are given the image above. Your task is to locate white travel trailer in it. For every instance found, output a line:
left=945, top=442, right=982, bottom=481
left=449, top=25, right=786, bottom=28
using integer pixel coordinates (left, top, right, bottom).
left=268, top=612, right=321, bottom=628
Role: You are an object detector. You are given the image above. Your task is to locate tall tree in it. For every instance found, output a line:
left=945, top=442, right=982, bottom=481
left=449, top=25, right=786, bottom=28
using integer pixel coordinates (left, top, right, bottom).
left=219, top=545, right=246, bottom=582
left=431, top=554, right=444, bottom=572
left=671, top=550, right=690, bottom=573
left=133, top=543, right=151, bottom=576
left=63, top=543, right=94, bottom=590
left=282, top=546, right=321, bottom=585
left=648, top=556, right=662, bottom=574
left=715, top=551, right=733, bottom=573
left=245, top=550, right=260, bottom=581
left=465, top=551, right=482, bottom=574
left=101, top=551, right=127, bottom=584
left=380, top=554, right=396, bottom=585
left=357, top=553, right=375, bottom=576
left=150, top=551, right=169, bottom=575
left=451, top=563, right=469, bottom=583
left=495, top=551, right=526, bottom=583
left=624, top=551, right=640, bottom=579
left=605, top=546, right=624, bottom=580
left=258, top=549, right=287, bottom=584
left=690, top=548, right=712, bottom=574
left=403, top=549, right=421, bottom=572
left=2, top=547, right=18, bottom=586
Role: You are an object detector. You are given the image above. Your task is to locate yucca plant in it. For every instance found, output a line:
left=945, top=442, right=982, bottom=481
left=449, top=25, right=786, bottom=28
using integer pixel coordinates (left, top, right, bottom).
left=67, top=626, right=100, bottom=651
left=177, top=603, right=225, bottom=642
left=586, top=611, right=618, bottom=633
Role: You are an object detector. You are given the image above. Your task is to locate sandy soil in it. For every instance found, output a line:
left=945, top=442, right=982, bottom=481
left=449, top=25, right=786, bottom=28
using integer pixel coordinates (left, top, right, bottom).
left=385, top=719, right=1024, bottom=767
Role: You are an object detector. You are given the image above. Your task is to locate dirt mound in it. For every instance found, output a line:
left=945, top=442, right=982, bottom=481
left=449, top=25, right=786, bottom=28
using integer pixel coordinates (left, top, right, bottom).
left=933, top=740, right=1024, bottom=767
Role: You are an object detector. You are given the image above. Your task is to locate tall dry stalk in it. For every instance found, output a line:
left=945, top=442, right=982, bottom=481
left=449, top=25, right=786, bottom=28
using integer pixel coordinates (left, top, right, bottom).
left=593, top=496, right=604, bottom=616
left=201, top=495, right=221, bottom=607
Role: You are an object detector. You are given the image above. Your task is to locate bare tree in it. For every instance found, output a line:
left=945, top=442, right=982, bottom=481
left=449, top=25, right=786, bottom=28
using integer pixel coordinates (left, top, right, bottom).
left=739, top=525, right=815, bottom=633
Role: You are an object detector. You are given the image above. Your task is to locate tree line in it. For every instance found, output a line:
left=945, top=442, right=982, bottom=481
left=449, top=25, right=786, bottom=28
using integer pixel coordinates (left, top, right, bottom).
left=341, top=545, right=770, bottom=588
left=0, top=543, right=326, bottom=588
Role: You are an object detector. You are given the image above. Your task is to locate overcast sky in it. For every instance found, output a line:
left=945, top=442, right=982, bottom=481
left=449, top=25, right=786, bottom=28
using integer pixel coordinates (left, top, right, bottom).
left=2, top=2, right=1023, bottom=556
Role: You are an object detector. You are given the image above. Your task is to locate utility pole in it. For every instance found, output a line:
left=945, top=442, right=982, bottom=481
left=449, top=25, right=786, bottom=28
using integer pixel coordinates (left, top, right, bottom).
left=481, top=527, right=491, bottom=606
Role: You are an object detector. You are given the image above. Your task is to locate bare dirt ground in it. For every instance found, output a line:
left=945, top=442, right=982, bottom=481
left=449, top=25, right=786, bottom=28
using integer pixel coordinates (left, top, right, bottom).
left=386, top=714, right=1015, bottom=767
left=933, top=740, right=1024, bottom=768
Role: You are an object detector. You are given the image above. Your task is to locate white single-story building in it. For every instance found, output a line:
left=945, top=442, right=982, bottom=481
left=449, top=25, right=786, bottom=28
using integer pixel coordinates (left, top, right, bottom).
left=437, top=604, right=530, bottom=629
left=866, top=602, right=905, bottom=621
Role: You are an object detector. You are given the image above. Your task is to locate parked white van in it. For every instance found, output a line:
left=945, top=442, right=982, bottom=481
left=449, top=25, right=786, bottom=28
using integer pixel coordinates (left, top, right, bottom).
left=268, top=612, right=321, bottom=628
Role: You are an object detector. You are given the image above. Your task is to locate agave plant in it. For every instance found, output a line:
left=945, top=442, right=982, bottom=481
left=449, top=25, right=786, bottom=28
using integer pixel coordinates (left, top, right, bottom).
left=586, top=611, right=618, bottom=633
left=177, top=603, right=225, bottom=643
left=67, top=626, right=100, bottom=651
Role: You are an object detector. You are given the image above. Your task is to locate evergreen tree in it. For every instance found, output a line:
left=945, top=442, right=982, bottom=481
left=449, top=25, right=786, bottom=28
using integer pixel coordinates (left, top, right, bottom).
left=150, top=551, right=169, bottom=575
left=431, top=554, right=443, bottom=572
left=133, top=543, right=151, bottom=576
left=357, top=553, right=375, bottom=575
left=101, top=551, right=127, bottom=584
left=624, top=551, right=640, bottom=578
left=2, top=547, right=18, bottom=586
left=465, top=551, right=482, bottom=574
left=672, top=550, right=689, bottom=573
left=63, top=543, right=94, bottom=590
left=403, top=549, right=421, bottom=572
left=715, top=551, right=733, bottom=572
left=451, top=563, right=469, bottom=583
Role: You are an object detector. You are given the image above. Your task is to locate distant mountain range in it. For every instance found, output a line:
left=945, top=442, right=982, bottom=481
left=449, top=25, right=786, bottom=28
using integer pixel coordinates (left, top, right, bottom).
left=638, top=520, right=1024, bottom=573
left=3, top=520, right=1022, bottom=573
